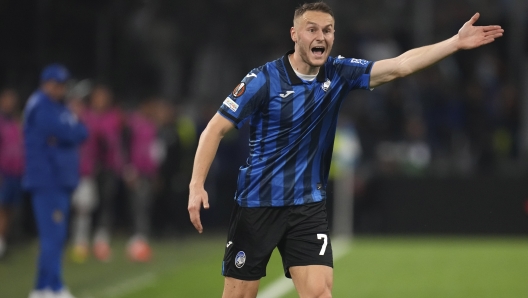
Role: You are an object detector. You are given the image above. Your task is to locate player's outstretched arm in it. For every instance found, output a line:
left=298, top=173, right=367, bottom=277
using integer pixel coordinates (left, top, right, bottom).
left=188, top=113, right=235, bottom=233
left=369, top=13, right=504, bottom=88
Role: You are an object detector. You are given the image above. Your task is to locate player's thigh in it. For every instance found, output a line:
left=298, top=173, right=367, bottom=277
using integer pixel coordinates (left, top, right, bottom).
left=222, top=277, right=260, bottom=298
left=278, top=201, right=333, bottom=277
left=222, top=203, right=287, bottom=280
left=282, top=202, right=333, bottom=297
left=290, top=265, right=333, bottom=298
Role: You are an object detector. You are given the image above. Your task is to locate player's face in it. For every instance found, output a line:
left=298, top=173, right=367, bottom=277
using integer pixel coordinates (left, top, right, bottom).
left=291, top=11, right=335, bottom=69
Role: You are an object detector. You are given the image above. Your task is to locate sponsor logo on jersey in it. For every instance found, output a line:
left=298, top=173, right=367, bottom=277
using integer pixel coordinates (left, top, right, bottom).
left=226, top=241, right=233, bottom=248
left=235, top=251, right=246, bottom=268
left=232, top=82, right=246, bottom=98
left=322, top=79, right=331, bottom=92
left=337, top=55, right=345, bottom=59
left=245, top=73, right=257, bottom=78
left=350, top=58, right=369, bottom=65
left=279, top=91, right=295, bottom=98
left=223, top=97, right=239, bottom=112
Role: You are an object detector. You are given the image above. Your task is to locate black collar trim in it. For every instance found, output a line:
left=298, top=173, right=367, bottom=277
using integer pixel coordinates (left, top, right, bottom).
left=283, top=50, right=326, bottom=84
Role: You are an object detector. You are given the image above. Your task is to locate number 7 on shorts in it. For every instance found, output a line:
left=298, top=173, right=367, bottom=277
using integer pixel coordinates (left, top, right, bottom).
left=317, top=234, right=328, bottom=255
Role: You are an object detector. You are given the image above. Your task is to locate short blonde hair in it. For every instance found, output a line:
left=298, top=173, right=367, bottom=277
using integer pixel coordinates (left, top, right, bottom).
left=293, top=2, right=334, bottom=22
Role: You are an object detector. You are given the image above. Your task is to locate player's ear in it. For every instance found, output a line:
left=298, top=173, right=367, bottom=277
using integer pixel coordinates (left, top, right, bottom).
left=290, top=27, right=297, bottom=43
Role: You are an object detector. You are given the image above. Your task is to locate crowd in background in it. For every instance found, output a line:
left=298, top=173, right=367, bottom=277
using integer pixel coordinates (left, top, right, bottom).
left=0, top=0, right=523, bottom=178
left=0, top=83, right=249, bottom=260
left=0, top=0, right=525, bottom=255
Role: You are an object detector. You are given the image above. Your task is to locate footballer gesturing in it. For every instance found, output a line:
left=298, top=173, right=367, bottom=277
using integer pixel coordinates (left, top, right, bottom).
left=188, top=2, right=503, bottom=297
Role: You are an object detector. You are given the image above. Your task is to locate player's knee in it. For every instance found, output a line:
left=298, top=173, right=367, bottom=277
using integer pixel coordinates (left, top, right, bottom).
left=299, top=279, right=332, bottom=298
left=320, top=288, right=332, bottom=298
left=311, top=284, right=332, bottom=298
left=222, top=277, right=259, bottom=298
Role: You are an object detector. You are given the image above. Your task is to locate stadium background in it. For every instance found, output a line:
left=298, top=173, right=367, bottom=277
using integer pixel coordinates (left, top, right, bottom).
left=0, top=0, right=527, bottom=297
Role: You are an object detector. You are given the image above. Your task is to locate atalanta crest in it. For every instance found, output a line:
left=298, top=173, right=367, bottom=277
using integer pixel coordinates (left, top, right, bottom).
left=322, top=79, right=331, bottom=92
left=235, top=251, right=246, bottom=268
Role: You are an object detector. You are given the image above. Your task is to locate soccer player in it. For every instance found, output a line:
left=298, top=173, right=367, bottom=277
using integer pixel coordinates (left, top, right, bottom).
left=0, top=88, right=24, bottom=259
left=187, top=2, right=503, bottom=297
left=24, top=64, right=88, bottom=298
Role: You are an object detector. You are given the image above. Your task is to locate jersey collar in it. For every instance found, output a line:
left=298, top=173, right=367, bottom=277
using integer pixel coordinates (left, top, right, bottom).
left=283, top=50, right=326, bottom=85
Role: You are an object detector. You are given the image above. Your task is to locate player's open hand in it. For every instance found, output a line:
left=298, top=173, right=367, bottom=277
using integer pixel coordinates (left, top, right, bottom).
left=457, top=13, right=504, bottom=50
left=188, top=186, right=210, bottom=233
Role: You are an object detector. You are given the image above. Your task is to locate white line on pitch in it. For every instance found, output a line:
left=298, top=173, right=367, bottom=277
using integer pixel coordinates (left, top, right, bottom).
left=80, top=272, right=157, bottom=298
left=257, top=237, right=352, bottom=298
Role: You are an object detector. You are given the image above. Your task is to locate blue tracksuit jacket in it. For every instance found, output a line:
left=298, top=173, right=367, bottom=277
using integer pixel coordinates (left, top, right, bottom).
left=23, top=90, right=88, bottom=192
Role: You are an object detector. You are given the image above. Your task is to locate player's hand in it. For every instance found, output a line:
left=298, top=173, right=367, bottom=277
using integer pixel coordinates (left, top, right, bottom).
left=457, top=13, right=504, bottom=50
left=188, top=186, right=210, bottom=233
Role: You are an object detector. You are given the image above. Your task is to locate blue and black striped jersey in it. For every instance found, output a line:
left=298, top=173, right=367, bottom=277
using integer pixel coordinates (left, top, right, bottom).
left=218, top=50, right=373, bottom=207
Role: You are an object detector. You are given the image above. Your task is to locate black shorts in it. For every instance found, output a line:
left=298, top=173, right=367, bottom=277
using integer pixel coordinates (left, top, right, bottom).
left=221, top=201, right=333, bottom=281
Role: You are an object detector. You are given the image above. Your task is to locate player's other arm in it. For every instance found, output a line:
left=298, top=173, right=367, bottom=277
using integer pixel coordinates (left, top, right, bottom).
left=369, top=13, right=503, bottom=88
left=188, top=113, right=235, bottom=233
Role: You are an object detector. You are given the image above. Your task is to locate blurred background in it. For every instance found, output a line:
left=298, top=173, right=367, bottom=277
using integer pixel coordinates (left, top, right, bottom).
left=0, top=0, right=527, bottom=297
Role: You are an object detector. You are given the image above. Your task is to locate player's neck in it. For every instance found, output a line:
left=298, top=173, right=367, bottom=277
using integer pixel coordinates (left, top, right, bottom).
left=288, top=53, right=319, bottom=76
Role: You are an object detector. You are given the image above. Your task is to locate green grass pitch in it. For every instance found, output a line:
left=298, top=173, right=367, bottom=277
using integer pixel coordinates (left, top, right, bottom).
left=1, top=236, right=527, bottom=297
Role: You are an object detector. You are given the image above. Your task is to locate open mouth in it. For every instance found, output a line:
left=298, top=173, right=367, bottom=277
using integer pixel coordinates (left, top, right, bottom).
left=311, top=46, right=325, bottom=57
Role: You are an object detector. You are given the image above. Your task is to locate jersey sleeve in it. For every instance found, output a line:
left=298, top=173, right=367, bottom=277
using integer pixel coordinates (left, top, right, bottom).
left=218, top=67, right=268, bottom=129
left=332, top=56, right=374, bottom=90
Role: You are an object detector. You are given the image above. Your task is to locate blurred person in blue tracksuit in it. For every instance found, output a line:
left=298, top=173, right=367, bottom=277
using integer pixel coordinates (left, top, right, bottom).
left=23, top=64, right=88, bottom=298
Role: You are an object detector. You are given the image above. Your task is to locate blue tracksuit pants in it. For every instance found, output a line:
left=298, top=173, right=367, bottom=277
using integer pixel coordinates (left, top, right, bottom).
left=31, top=189, right=71, bottom=291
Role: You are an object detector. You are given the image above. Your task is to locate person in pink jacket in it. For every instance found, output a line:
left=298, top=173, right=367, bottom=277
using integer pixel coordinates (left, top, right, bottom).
left=0, top=88, right=24, bottom=258
left=122, top=99, right=166, bottom=262
left=70, top=85, right=125, bottom=263
left=69, top=91, right=97, bottom=263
